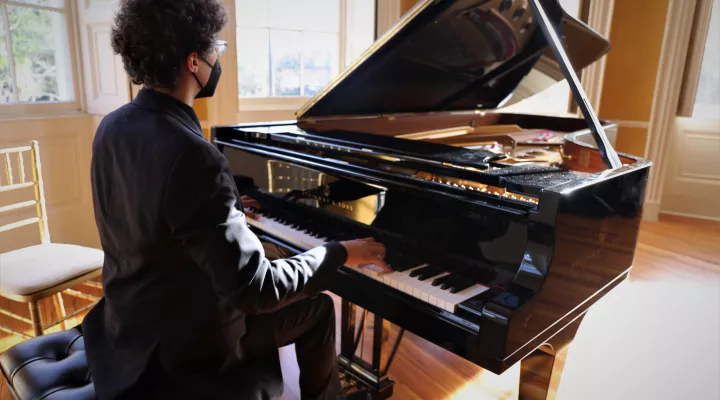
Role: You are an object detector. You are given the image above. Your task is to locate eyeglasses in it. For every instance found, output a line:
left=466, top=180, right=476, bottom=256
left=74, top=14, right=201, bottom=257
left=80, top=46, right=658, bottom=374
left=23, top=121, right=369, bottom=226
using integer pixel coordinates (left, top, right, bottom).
left=214, top=40, right=228, bottom=57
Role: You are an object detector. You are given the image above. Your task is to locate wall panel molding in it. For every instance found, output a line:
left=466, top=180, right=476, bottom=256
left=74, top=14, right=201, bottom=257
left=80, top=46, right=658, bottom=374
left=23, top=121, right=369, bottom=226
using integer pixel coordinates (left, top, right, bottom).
left=77, top=0, right=130, bottom=115
left=582, top=0, right=615, bottom=115
left=642, top=0, right=696, bottom=221
left=660, top=118, right=720, bottom=220
left=615, top=120, right=650, bottom=129
left=0, top=115, right=98, bottom=250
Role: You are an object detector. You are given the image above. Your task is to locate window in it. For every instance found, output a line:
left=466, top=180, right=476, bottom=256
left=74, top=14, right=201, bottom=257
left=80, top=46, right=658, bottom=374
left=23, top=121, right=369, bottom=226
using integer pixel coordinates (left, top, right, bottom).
left=692, top=0, right=719, bottom=119
left=0, top=0, right=77, bottom=112
left=235, top=0, right=375, bottom=110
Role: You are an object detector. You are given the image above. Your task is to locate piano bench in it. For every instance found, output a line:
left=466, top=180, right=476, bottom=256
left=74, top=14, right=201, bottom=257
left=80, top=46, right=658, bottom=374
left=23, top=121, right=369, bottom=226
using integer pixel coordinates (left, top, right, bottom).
left=0, top=327, right=96, bottom=400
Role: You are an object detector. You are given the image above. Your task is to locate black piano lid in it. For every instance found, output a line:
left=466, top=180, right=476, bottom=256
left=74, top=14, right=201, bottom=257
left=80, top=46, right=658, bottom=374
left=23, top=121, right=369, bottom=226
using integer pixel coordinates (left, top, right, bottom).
left=296, top=0, right=610, bottom=120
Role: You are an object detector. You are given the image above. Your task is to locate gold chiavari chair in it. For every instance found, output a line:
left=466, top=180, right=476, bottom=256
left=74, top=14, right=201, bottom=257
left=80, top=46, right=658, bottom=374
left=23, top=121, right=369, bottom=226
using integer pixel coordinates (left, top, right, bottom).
left=0, top=141, right=103, bottom=339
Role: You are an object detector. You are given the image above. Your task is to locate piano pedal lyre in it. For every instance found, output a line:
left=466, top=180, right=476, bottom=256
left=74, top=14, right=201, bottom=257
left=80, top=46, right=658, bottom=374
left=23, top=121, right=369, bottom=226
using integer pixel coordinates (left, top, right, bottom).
left=338, top=299, right=406, bottom=400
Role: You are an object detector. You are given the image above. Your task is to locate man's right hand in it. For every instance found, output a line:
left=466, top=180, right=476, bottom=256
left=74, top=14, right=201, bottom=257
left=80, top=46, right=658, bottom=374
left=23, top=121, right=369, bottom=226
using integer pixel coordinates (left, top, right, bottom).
left=340, top=238, right=391, bottom=272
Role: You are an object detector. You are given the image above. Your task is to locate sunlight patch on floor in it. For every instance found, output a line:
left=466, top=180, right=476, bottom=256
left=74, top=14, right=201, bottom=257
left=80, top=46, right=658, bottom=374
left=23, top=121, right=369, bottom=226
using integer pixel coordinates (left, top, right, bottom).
left=558, top=280, right=720, bottom=400
left=445, top=364, right=520, bottom=400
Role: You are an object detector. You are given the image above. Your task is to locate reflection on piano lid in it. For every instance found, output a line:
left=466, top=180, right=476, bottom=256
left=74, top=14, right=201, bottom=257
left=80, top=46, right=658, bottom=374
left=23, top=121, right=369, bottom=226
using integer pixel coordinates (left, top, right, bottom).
left=295, top=0, right=610, bottom=119
left=212, top=0, right=652, bottom=395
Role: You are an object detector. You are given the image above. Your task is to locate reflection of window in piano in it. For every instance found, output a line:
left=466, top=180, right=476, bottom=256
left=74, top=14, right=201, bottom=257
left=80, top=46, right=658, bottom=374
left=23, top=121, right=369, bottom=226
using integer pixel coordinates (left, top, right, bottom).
left=267, top=160, right=325, bottom=196
left=499, top=0, right=584, bottom=117
left=235, top=0, right=375, bottom=111
left=266, top=160, right=379, bottom=224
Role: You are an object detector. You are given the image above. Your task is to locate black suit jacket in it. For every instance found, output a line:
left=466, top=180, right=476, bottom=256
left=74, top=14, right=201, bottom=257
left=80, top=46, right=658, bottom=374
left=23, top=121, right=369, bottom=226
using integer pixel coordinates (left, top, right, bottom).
left=82, top=89, right=347, bottom=399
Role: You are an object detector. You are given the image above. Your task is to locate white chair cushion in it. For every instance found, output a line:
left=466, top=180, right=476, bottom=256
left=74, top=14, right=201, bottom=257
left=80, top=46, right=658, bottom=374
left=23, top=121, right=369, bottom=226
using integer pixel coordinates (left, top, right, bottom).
left=0, top=244, right=103, bottom=296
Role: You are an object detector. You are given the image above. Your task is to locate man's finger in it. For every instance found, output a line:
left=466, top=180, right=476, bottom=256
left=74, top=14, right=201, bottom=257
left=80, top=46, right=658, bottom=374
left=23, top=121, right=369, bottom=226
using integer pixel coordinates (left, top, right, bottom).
left=244, top=211, right=260, bottom=220
left=246, top=201, right=261, bottom=209
left=373, top=260, right=392, bottom=273
left=370, top=244, right=386, bottom=257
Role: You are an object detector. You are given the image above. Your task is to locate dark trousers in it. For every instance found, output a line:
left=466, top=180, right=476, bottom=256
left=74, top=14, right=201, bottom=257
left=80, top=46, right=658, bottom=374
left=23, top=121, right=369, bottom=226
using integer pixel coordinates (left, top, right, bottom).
left=120, top=243, right=340, bottom=400
left=254, top=242, right=341, bottom=400
left=253, top=293, right=340, bottom=399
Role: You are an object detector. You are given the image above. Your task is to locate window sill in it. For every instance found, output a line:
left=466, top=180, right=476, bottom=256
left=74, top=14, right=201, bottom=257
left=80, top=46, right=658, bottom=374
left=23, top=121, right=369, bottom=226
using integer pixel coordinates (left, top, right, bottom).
left=0, top=110, right=90, bottom=122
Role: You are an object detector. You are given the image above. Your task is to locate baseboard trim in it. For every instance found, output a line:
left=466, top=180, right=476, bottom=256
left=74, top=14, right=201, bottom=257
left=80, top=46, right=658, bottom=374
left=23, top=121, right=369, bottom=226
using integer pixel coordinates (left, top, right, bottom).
left=660, top=210, right=720, bottom=222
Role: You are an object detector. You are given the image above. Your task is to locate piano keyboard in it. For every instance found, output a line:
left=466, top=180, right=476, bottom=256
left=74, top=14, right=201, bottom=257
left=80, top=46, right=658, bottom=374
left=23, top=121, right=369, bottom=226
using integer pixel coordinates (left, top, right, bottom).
left=246, top=211, right=490, bottom=313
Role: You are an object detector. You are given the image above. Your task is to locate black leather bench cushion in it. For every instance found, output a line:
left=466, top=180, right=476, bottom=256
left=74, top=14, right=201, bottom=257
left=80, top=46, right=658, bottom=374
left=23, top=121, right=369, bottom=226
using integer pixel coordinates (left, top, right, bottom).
left=0, top=328, right=95, bottom=400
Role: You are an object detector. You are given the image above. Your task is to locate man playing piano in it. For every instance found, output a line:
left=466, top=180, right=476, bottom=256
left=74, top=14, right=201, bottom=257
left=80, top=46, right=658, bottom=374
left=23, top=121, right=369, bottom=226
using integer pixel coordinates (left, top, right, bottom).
left=81, top=0, right=388, bottom=399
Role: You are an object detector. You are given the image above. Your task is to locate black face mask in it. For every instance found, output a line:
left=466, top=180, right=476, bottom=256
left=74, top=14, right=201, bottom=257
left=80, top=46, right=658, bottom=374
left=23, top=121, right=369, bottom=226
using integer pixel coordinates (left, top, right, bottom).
left=193, top=57, right=222, bottom=99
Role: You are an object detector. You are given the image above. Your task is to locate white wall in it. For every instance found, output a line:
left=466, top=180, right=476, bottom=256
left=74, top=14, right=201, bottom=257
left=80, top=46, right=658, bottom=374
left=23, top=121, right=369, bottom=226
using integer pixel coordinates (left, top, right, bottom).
left=661, top=118, right=720, bottom=221
left=0, top=115, right=100, bottom=252
left=1, top=0, right=129, bottom=252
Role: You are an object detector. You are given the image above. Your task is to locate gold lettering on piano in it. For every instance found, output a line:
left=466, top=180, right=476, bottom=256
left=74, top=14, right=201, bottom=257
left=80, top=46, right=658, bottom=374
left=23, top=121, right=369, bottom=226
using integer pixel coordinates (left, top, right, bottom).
left=302, top=193, right=355, bottom=211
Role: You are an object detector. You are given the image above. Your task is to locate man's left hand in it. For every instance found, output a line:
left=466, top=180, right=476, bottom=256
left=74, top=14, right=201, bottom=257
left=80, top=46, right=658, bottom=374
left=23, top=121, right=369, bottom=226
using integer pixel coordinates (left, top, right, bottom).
left=240, top=195, right=261, bottom=220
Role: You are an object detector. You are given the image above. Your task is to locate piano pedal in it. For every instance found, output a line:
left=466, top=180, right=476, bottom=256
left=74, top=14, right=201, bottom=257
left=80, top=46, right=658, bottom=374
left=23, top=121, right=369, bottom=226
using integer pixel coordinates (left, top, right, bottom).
left=338, top=371, right=373, bottom=400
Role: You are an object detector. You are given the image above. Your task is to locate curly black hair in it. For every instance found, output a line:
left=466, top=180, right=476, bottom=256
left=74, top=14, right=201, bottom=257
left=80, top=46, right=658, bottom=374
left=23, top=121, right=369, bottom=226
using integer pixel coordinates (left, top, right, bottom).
left=112, top=0, right=227, bottom=89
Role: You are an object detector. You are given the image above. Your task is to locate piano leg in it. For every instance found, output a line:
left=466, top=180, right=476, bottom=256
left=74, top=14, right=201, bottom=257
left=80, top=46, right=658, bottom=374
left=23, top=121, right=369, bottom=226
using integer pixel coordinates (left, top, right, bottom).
left=338, top=299, right=401, bottom=399
left=518, top=313, right=586, bottom=400
left=340, top=299, right=358, bottom=359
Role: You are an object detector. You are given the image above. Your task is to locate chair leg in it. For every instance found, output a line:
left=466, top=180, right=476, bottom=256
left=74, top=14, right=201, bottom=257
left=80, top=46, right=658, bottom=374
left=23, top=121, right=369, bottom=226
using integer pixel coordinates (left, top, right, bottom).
left=28, top=301, right=43, bottom=337
left=53, top=293, right=68, bottom=330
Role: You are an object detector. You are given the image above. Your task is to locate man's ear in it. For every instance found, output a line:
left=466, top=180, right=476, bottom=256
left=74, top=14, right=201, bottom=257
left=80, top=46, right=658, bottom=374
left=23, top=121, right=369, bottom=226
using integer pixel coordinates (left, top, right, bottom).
left=186, top=52, right=200, bottom=73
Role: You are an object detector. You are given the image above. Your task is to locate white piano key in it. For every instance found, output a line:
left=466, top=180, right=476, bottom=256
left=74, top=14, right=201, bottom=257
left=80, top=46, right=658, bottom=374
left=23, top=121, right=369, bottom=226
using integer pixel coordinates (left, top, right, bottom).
left=417, top=273, right=449, bottom=303
left=412, top=272, right=448, bottom=301
left=442, top=284, right=491, bottom=312
left=247, top=214, right=486, bottom=314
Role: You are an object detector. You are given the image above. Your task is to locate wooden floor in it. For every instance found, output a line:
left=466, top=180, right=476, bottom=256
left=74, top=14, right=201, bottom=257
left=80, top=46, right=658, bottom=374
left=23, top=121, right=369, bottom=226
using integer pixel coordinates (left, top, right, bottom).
left=1, top=215, right=718, bottom=399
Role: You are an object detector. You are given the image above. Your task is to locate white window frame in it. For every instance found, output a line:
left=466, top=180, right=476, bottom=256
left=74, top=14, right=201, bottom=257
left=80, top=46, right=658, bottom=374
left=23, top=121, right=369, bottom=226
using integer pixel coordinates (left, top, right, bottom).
left=235, top=0, right=376, bottom=112
left=0, top=0, right=83, bottom=118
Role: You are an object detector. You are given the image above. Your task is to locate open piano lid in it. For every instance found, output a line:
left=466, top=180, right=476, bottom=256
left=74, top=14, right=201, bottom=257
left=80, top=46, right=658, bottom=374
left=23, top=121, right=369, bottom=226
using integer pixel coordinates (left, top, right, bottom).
left=296, top=0, right=623, bottom=169
left=296, top=0, right=610, bottom=120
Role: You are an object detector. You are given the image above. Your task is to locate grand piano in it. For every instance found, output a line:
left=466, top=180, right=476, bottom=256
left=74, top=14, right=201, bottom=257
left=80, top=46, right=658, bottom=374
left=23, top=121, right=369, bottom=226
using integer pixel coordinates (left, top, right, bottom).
left=212, top=0, right=651, bottom=398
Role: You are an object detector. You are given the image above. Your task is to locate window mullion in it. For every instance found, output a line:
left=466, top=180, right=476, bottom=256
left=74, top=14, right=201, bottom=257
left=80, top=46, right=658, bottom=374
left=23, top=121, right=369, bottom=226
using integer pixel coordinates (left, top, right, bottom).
left=4, top=1, right=65, bottom=13
left=268, top=28, right=274, bottom=97
left=339, top=0, right=347, bottom=69
left=300, top=30, right=305, bottom=96
left=1, top=4, right=19, bottom=103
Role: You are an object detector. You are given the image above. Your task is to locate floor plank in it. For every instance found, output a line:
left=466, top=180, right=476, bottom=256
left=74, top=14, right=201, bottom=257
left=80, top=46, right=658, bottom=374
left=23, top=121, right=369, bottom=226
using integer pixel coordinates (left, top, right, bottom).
left=1, top=215, right=718, bottom=399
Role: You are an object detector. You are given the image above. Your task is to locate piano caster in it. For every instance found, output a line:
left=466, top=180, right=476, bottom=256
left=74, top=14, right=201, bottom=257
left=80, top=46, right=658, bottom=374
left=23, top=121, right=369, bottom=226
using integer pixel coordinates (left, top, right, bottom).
left=338, top=299, right=404, bottom=399
left=518, top=313, right=586, bottom=400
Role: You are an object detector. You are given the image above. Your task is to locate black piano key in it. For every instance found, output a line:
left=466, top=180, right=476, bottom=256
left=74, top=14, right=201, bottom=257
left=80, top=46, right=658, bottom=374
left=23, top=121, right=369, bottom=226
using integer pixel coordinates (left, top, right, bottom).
left=409, top=265, right=433, bottom=277
left=388, top=254, right=419, bottom=272
left=440, top=274, right=462, bottom=291
left=392, top=263, right=415, bottom=272
left=431, top=274, right=454, bottom=289
left=417, top=266, right=445, bottom=281
left=440, top=274, right=466, bottom=291
left=449, top=276, right=475, bottom=293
